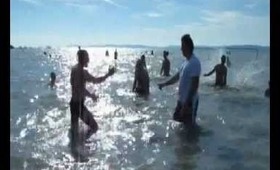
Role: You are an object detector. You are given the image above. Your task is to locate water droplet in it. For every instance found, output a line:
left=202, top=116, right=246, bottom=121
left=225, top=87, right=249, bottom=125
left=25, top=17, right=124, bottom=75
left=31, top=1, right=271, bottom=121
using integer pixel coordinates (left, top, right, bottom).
left=16, top=118, right=22, bottom=125
left=165, top=133, right=169, bottom=138
left=23, top=161, right=28, bottom=169
left=20, top=129, right=27, bottom=138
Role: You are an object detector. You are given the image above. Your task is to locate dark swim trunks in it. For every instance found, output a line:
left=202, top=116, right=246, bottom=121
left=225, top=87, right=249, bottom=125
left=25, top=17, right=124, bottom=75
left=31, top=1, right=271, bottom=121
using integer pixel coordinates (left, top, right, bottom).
left=69, top=99, right=98, bottom=141
left=135, top=87, right=149, bottom=96
left=173, top=99, right=199, bottom=125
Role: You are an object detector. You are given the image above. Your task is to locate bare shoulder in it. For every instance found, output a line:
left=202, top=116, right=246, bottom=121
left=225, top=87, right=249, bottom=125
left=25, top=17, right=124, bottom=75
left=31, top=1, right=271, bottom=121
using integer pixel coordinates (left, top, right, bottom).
left=71, top=64, right=78, bottom=72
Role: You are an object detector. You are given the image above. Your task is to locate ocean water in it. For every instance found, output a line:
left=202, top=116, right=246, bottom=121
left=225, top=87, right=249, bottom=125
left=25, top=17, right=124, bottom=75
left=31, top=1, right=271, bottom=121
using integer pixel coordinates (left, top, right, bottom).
left=10, top=46, right=270, bottom=170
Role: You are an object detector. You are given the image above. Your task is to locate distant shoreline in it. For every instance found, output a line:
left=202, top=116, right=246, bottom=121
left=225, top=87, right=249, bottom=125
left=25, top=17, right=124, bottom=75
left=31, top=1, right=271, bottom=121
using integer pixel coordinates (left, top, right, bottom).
left=11, top=44, right=270, bottom=49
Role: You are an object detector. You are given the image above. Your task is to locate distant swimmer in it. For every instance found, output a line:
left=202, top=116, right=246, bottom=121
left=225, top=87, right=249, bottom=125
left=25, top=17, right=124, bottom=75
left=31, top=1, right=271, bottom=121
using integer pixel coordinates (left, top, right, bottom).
left=141, top=54, right=147, bottom=68
left=226, top=56, right=231, bottom=67
left=114, top=49, right=118, bottom=60
left=43, top=51, right=47, bottom=55
left=204, top=55, right=227, bottom=87
left=105, top=50, right=109, bottom=56
left=151, top=50, right=154, bottom=55
left=70, top=49, right=115, bottom=160
left=160, top=50, right=171, bottom=77
left=48, top=72, right=56, bottom=89
left=158, top=34, right=201, bottom=126
left=78, top=46, right=81, bottom=50
left=265, top=81, right=270, bottom=98
left=132, top=59, right=150, bottom=96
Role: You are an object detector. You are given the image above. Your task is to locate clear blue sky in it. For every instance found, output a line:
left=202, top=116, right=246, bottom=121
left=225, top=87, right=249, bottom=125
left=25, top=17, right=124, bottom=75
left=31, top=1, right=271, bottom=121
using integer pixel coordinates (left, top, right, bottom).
left=11, top=0, right=270, bottom=47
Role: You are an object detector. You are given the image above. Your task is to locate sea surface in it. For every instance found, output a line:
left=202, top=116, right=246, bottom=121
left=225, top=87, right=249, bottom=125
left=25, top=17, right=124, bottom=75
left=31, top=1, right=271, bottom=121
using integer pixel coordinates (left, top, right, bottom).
left=11, top=46, right=270, bottom=170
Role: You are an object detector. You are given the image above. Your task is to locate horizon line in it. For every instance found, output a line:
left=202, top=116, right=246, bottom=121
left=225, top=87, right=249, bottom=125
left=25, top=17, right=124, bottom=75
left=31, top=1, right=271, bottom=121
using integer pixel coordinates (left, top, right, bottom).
left=10, top=43, right=270, bottom=48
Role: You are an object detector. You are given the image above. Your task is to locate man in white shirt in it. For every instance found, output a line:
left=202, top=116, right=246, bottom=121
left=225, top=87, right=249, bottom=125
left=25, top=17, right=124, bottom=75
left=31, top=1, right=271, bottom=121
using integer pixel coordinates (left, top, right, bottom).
left=158, top=34, right=201, bottom=126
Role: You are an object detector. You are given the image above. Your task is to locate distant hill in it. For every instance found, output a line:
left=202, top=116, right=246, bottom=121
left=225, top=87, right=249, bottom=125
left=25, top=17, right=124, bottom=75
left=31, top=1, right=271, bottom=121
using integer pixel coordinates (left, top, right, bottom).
left=68, top=44, right=159, bottom=49
left=10, top=45, right=14, bottom=49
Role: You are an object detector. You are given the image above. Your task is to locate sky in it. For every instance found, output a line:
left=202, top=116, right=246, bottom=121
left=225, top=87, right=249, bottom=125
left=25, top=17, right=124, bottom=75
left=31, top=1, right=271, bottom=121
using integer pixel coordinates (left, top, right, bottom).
left=11, top=0, right=270, bottom=47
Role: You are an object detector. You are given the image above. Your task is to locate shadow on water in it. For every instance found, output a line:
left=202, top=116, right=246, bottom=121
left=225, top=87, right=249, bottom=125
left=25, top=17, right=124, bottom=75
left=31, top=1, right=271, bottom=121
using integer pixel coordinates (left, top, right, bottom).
left=11, top=156, right=50, bottom=170
left=171, top=125, right=203, bottom=170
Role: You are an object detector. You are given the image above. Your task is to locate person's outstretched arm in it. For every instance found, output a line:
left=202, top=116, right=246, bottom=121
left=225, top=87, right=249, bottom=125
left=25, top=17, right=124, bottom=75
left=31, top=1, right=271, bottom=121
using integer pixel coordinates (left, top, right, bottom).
left=158, top=72, right=179, bottom=90
left=132, top=78, right=137, bottom=92
left=204, top=66, right=216, bottom=76
left=160, top=61, right=164, bottom=75
left=132, top=68, right=139, bottom=92
left=84, top=89, right=98, bottom=101
left=84, top=67, right=114, bottom=84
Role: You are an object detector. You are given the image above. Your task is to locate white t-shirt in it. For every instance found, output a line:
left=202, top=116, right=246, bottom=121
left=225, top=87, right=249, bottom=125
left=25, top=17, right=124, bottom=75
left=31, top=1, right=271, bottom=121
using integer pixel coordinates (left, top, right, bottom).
left=178, top=54, right=201, bottom=104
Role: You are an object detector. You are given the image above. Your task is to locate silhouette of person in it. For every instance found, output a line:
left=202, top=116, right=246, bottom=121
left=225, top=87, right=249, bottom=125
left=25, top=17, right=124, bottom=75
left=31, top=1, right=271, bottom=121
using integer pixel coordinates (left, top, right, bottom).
left=160, top=50, right=171, bottom=76
left=69, top=49, right=115, bottom=161
left=265, top=81, right=270, bottom=98
left=204, top=55, right=227, bottom=87
left=158, top=34, right=201, bottom=126
left=48, top=72, right=56, bottom=89
left=132, top=59, right=150, bottom=96
left=114, top=49, right=118, bottom=60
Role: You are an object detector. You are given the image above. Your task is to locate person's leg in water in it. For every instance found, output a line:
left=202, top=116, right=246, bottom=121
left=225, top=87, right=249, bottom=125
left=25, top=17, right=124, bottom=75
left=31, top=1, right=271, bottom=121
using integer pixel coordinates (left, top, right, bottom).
left=70, top=100, right=93, bottom=162
left=70, top=100, right=88, bottom=161
left=173, top=101, right=183, bottom=122
left=70, top=100, right=79, bottom=147
left=192, top=97, right=199, bottom=127
left=79, top=106, right=98, bottom=140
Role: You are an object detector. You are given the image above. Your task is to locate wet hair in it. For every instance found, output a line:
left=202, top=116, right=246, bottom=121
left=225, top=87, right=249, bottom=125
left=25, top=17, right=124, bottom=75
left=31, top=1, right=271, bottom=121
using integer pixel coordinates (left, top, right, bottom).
left=163, top=50, right=169, bottom=57
left=77, top=49, right=89, bottom=64
left=50, top=72, right=56, bottom=80
left=136, top=59, right=143, bottom=69
left=221, top=55, right=226, bottom=63
left=141, top=55, right=145, bottom=60
left=181, top=34, right=194, bottom=54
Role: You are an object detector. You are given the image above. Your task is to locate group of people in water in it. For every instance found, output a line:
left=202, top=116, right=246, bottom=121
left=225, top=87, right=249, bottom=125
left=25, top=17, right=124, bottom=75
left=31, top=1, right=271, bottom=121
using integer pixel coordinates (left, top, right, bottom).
left=105, top=49, right=118, bottom=60
left=46, top=33, right=270, bottom=161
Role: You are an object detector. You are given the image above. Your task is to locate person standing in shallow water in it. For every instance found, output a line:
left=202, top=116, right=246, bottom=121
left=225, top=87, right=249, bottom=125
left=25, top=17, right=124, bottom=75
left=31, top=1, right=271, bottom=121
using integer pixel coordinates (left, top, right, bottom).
left=160, top=50, right=171, bottom=76
left=69, top=49, right=115, bottom=160
left=203, top=55, right=227, bottom=87
left=265, top=81, right=270, bottom=98
left=48, top=72, right=56, bottom=89
left=105, top=50, right=109, bottom=56
left=158, top=34, right=201, bottom=126
left=114, top=49, right=118, bottom=60
left=132, top=59, right=150, bottom=96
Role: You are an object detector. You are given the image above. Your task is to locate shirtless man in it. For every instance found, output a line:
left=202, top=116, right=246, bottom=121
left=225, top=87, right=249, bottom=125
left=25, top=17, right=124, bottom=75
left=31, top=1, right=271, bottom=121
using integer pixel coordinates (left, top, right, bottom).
left=70, top=49, right=115, bottom=159
left=160, top=50, right=171, bottom=76
left=114, top=49, right=118, bottom=60
left=48, top=72, right=56, bottom=89
left=204, top=55, right=227, bottom=87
